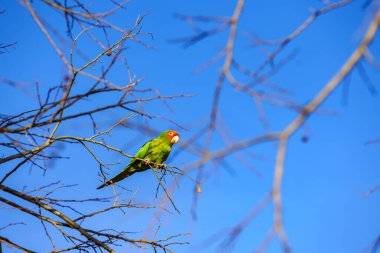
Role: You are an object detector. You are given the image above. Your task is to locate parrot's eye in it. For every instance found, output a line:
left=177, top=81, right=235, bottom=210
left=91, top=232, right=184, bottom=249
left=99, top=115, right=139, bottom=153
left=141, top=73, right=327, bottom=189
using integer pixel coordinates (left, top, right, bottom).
left=169, top=132, right=173, bottom=135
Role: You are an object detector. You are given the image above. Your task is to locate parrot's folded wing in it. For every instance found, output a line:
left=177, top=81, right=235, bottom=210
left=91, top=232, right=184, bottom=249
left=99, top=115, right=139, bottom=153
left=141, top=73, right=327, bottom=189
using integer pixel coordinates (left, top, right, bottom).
left=96, top=139, right=155, bottom=189
left=133, top=139, right=154, bottom=160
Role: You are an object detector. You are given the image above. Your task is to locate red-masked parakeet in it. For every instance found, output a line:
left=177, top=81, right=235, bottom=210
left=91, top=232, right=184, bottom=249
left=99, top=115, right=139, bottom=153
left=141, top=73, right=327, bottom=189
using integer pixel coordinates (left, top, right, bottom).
left=97, top=130, right=180, bottom=189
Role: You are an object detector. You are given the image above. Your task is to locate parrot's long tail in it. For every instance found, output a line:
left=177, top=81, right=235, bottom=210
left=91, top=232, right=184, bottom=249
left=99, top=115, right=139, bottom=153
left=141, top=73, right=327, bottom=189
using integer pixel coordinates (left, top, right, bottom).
left=96, top=180, right=115, bottom=190
left=96, top=169, right=135, bottom=189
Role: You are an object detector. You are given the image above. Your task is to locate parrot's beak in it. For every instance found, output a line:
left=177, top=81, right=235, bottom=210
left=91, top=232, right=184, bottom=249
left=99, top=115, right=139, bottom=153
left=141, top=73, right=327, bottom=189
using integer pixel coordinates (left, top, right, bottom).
left=171, top=135, right=179, bottom=144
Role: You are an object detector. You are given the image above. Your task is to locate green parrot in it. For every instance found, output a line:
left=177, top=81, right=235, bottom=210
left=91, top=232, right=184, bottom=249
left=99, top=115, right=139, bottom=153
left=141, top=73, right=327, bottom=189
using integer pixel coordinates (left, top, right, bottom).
left=97, top=130, right=180, bottom=189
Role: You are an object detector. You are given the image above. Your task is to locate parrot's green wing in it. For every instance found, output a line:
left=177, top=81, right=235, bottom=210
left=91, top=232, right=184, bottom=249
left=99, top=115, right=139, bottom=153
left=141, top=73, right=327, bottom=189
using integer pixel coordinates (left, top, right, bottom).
left=132, top=139, right=154, bottom=160
left=96, top=139, right=155, bottom=189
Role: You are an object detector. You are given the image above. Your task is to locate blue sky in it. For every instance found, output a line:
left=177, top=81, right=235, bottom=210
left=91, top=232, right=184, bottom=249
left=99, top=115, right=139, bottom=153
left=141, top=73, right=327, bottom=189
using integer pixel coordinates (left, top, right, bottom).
left=1, top=0, right=380, bottom=253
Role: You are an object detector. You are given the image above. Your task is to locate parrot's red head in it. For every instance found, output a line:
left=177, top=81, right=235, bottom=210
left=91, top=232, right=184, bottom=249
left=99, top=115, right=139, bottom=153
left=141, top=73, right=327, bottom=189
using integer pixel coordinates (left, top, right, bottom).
left=167, top=130, right=180, bottom=144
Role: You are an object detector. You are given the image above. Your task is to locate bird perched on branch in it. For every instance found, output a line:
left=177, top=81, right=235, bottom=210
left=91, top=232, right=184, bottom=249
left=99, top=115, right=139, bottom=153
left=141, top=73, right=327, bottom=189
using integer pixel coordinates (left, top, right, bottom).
left=97, top=130, right=180, bottom=189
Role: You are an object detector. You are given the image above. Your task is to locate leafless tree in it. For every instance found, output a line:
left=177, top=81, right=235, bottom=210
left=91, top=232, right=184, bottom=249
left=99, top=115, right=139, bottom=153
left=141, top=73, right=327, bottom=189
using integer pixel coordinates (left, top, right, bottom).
left=1, top=0, right=380, bottom=253
left=0, top=1, right=191, bottom=252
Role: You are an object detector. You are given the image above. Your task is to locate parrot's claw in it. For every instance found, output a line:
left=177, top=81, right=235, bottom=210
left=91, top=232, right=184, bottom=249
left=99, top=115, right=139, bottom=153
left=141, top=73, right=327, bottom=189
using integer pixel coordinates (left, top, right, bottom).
left=144, top=159, right=151, bottom=165
left=160, top=163, right=168, bottom=169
